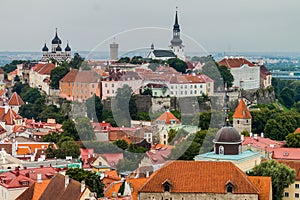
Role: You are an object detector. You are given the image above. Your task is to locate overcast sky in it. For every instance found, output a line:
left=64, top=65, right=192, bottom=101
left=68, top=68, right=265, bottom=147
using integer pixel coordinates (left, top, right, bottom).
left=0, top=0, right=299, bottom=53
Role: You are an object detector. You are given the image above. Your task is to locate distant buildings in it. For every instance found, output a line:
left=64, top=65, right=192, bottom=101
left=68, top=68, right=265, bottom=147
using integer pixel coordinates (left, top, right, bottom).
left=41, top=29, right=71, bottom=62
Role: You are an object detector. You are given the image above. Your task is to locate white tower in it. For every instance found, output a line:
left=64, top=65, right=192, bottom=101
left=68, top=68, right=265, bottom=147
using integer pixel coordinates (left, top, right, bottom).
left=169, top=9, right=185, bottom=61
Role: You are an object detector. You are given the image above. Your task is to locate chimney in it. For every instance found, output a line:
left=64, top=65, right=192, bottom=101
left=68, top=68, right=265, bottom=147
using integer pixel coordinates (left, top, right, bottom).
left=25, top=172, right=29, bottom=178
left=146, top=171, right=149, bottom=178
left=81, top=180, right=85, bottom=193
left=65, top=175, right=70, bottom=188
left=37, top=173, right=42, bottom=183
left=241, top=135, right=244, bottom=142
left=261, top=132, right=264, bottom=138
left=23, top=166, right=27, bottom=170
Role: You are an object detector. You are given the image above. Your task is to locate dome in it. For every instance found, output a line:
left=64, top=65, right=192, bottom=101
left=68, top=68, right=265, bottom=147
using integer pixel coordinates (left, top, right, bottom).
left=42, top=43, right=48, bottom=52
left=56, top=44, right=62, bottom=52
left=214, top=126, right=241, bottom=143
left=52, top=30, right=62, bottom=45
left=170, top=37, right=183, bottom=46
left=65, top=43, right=71, bottom=51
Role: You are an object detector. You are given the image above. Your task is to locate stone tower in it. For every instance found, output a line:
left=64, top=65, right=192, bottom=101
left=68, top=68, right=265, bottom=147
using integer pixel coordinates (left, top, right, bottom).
left=232, top=99, right=252, bottom=134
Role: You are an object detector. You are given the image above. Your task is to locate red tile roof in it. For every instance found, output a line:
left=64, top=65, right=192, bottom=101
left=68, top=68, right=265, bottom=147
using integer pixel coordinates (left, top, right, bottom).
left=218, top=57, right=256, bottom=68
left=8, top=92, right=25, bottom=106
left=126, top=178, right=148, bottom=200
left=272, top=148, right=300, bottom=160
left=0, top=171, right=34, bottom=189
left=233, top=99, right=252, bottom=119
left=139, top=161, right=260, bottom=194
left=294, top=128, right=300, bottom=134
left=248, top=176, right=272, bottom=200
left=104, top=181, right=123, bottom=197
left=242, top=136, right=285, bottom=152
left=154, top=110, right=180, bottom=124
left=145, top=148, right=171, bottom=165
left=277, top=160, right=300, bottom=181
left=60, top=69, right=100, bottom=83
left=16, top=180, right=51, bottom=200
left=32, top=63, right=55, bottom=75
left=102, top=153, right=124, bottom=167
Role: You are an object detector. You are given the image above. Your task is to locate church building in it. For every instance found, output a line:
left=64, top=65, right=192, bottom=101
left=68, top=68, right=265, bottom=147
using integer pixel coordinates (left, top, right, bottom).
left=169, top=10, right=185, bottom=61
left=41, top=29, right=72, bottom=62
left=194, top=91, right=261, bottom=172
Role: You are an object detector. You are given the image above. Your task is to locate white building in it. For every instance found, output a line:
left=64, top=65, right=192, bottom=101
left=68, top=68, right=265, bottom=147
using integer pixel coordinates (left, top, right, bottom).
left=218, top=57, right=260, bottom=90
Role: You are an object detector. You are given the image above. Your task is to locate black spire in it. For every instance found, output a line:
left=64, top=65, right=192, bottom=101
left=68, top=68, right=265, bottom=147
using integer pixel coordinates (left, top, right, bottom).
left=223, top=85, right=230, bottom=126
left=173, top=10, right=180, bottom=32
left=52, top=28, right=62, bottom=45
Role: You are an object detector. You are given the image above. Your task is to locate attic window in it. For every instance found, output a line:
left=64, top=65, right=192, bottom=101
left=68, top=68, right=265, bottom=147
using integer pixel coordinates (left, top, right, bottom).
left=164, top=183, right=170, bottom=192
left=226, top=183, right=234, bottom=193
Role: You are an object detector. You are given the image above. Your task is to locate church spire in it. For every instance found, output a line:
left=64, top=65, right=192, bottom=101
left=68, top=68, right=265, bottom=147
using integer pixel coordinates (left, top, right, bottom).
left=223, top=85, right=230, bottom=126
left=173, top=7, right=180, bottom=32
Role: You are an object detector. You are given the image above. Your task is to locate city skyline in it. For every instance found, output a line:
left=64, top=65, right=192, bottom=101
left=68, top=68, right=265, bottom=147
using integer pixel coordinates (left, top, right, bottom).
left=0, top=0, right=299, bottom=53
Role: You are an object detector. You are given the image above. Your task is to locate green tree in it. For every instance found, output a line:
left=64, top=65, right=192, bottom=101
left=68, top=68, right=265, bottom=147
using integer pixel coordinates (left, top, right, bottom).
left=167, top=129, right=177, bottom=143
left=60, top=140, right=80, bottom=158
left=42, top=132, right=61, bottom=143
left=86, top=94, right=103, bottom=122
left=169, top=141, right=199, bottom=160
left=113, top=139, right=128, bottom=150
left=19, top=104, right=40, bottom=119
left=280, top=87, right=295, bottom=108
left=21, top=88, right=42, bottom=104
left=66, top=168, right=104, bottom=197
left=117, top=57, right=130, bottom=63
left=12, top=82, right=29, bottom=94
left=61, top=119, right=79, bottom=140
left=247, top=160, right=296, bottom=200
left=286, top=133, right=300, bottom=148
left=218, top=65, right=234, bottom=88
left=38, top=105, right=64, bottom=123
left=50, top=66, right=70, bottom=89
left=70, top=53, right=85, bottom=69
left=167, top=58, right=188, bottom=73
left=75, top=117, right=95, bottom=141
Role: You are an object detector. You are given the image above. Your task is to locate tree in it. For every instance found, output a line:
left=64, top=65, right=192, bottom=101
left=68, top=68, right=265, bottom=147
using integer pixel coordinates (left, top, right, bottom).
left=60, top=140, right=80, bottom=158
left=113, top=140, right=128, bottom=150
left=286, top=133, right=300, bottom=148
left=42, top=132, right=61, bottom=143
left=117, top=57, right=130, bottom=63
left=21, top=88, right=42, bottom=104
left=169, top=141, right=199, bottom=160
left=19, top=104, right=40, bottom=119
left=280, top=87, right=295, bottom=108
left=70, top=53, right=85, bottom=69
left=50, top=66, right=70, bottom=89
left=218, top=65, right=234, bottom=88
left=86, top=94, right=103, bottom=122
left=167, top=58, right=188, bottom=73
left=247, top=160, right=296, bottom=200
left=61, top=119, right=79, bottom=140
left=75, top=117, right=95, bottom=141
left=38, top=104, right=64, bottom=123
left=66, top=168, right=104, bottom=197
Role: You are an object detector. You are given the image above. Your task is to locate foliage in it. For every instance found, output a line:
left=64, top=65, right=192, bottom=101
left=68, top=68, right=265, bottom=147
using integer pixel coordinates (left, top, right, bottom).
left=247, top=160, right=296, bottom=200
left=170, top=110, right=181, bottom=121
left=280, top=87, right=295, bottom=108
left=61, top=119, right=79, bottom=140
left=12, top=82, right=30, bottom=94
left=42, top=132, right=60, bottom=143
left=69, top=53, right=85, bottom=69
left=1, top=60, right=27, bottom=74
left=167, top=58, right=188, bottom=73
left=116, top=57, right=130, bottom=63
left=286, top=133, right=300, bottom=148
left=193, top=111, right=223, bottom=130
left=135, top=112, right=151, bottom=121
left=60, top=140, right=80, bottom=158
left=38, top=104, right=65, bottom=124
left=167, top=129, right=177, bottom=143
left=83, top=141, right=122, bottom=154
left=21, top=87, right=42, bottom=104
left=66, top=168, right=104, bottom=197
left=113, top=140, right=129, bottom=150
left=141, top=88, right=152, bottom=96
left=127, top=143, right=147, bottom=153
left=112, top=84, right=134, bottom=127
left=130, top=56, right=143, bottom=64
left=86, top=94, right=103, bottom=122
left=50, top=66, right=70, bottom=89
left=75, top=117, right=95, bottom=141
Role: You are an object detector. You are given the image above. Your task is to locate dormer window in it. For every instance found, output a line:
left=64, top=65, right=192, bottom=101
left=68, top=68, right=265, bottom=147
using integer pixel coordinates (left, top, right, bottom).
left=219, top=146, right=224, bottom=155
left=162, top=180, right=171, bottom=193
left=226, top=183, right=234, bottom=193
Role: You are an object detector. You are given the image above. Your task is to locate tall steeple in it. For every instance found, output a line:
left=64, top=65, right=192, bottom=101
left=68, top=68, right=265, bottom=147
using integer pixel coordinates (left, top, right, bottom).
left=169, top=7, right=185, bottom=61
left=223, top=86, right=230, bottom=127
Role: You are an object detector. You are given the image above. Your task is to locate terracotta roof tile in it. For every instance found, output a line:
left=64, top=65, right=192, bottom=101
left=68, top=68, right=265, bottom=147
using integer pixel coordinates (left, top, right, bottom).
left=218, top=57, right=256, bottom=68
left=294, top=128, right=300, bottom=134
left=16, top=180, right=51, bottom=200
left=104, top=181, right=123, bottom=197
left=242, top=136, right=285, bottom=152
left=248, top=176, right=272, bottom=200
left=60, top=69, right=100, bottom=83
left=8, top=92, right=24, bottom=106
left=233, top=99, right=252, bottom=119
left=126, top=178, right=148, bottom=200
left=272, top=148, right=300, bottom=160
left=32, top=63, right=55, bottom=75
left=154, top=110, right=180, bottom=124
left=139, top=161, right=259, bottom=194
left=277, top=160, right=300, bottom=180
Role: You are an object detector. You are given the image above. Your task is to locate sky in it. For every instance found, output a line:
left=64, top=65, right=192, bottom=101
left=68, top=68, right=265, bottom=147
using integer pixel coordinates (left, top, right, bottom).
left=0, top=0, right=300, bottom=54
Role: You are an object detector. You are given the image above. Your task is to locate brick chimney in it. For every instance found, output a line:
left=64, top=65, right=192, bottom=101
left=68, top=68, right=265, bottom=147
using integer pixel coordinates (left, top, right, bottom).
left=65, top=175, right=69, bottom=188
left=37, top=173, right=42, bottom=183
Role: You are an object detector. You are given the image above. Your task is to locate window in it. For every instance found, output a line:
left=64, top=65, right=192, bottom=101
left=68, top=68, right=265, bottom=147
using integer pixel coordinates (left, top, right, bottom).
left=226, top=183, right=234, bottom=193
left=295, top=193, right=299, bottom=198
left=219, top=146, right=224, bottom=155
left=164, top=183, right=170, bottom=192
left=284, top=192, right=289, bottom=197
left=112, top=83, right=114, bottom=87
left=296, top=184, right=300, bottom=189
left=105, top=83, right=108, bottom=87
left=237, top=120, right=240, bottom=124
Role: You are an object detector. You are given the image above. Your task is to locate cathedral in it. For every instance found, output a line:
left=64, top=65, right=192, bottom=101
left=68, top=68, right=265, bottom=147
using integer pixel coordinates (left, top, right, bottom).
left=41, top=29, right=72, bottom=62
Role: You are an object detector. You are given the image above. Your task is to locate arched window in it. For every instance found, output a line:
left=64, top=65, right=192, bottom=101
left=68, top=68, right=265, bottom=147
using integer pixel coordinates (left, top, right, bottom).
left=219, top=146, right=224, bottom=155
